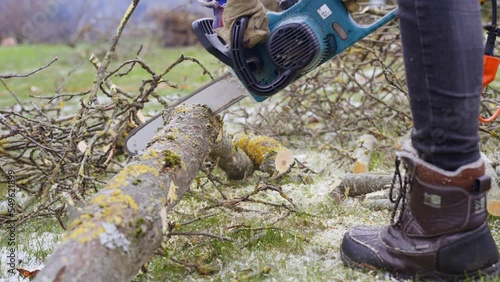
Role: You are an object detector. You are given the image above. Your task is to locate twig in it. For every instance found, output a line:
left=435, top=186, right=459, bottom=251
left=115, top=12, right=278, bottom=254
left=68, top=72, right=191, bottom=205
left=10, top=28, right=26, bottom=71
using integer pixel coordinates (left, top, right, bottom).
left=0, top=114, right=61, bottom=156
left=169, top=231, right=234, bottom=242
left=0, top=57, right=58, bottom=79
left=0, top=79, right=25, bottom=110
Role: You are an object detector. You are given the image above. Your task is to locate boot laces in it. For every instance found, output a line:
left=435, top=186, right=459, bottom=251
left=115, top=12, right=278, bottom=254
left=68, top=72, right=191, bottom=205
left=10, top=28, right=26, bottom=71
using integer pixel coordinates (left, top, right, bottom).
left=389, top=157, right=413, bottom=227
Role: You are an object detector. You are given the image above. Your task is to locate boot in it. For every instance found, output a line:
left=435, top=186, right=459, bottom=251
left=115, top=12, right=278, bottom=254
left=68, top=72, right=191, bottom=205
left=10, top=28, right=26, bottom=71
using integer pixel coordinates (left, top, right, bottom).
left=340, top=142, right=500, bottom=281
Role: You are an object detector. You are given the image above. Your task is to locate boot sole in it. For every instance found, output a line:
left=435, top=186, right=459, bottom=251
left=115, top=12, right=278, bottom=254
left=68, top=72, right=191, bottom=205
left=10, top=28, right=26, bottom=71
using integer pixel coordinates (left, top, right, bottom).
left=340, top=248, right=500, bottom=281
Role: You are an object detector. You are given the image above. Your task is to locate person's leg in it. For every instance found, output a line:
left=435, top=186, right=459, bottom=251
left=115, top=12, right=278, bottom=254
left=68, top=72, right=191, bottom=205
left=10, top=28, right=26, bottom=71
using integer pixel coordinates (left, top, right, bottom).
left=400, top=0, right=483, bottom=171
left=340, top=0, right=500, bottom=279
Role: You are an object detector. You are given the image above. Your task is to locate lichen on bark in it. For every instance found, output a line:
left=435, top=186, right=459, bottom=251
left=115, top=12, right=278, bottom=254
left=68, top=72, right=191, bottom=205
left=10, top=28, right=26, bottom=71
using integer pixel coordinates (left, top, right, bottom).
left=35, top=104, right=223, bottom=282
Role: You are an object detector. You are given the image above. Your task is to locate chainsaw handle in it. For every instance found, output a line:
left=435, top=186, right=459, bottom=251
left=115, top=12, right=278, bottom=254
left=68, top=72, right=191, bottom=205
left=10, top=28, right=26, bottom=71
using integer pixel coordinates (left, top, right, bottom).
left=327, top=7, right=397, bottom=54
left=192, top=18, right=234, bottom=67
left=353, top=8, right=398, bottom=37
left=231, top=17, right=296, bottom=96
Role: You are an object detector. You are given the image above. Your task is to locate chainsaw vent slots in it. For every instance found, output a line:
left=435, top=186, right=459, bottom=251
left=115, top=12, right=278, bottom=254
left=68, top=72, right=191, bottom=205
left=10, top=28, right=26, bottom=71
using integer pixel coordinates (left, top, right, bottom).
left=268, top=23, right=320, bottom=70
left=199, top=19, right=215, bottom=36
left=319, top=34, right=337, bottom=65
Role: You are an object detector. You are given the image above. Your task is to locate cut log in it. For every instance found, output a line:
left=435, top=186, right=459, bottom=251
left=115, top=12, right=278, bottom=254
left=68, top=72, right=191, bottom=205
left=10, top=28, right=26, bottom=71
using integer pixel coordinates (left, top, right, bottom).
left=34, top=105, right=223, bottom=282
left=362, top=189, right=393, bottom=210
left=232, top=133, right=294, bottom=176
left=351, top=134, right=377, bottom=174
left=331, top=172, right=392, bottom=198
left=482, top=154, right=500, bottom=216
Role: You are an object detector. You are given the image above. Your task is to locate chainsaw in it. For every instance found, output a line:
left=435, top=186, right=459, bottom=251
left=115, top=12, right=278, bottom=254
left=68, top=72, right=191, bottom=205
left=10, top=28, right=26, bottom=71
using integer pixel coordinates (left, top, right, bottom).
left=124, top=0, right=397, bottom=155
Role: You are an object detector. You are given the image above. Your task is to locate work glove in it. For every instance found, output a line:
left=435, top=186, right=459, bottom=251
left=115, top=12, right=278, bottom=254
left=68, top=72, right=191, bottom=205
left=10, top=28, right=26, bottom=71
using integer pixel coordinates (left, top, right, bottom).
left=342, top=0, right=370, bottom=13
left=219, top=0, right=270, bottom=48
left=260, top=0, right=281, bottom=12
left=199, top=0, right=270, bottom=48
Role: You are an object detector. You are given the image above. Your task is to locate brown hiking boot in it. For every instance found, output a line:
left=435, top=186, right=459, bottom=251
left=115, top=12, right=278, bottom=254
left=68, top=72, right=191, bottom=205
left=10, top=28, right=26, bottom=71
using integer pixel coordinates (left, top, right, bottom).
left=340, top=144, right=500, bottom=281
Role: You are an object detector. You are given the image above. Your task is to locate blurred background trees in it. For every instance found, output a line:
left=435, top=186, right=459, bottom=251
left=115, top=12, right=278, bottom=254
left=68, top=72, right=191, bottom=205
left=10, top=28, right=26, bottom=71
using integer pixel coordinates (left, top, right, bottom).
left=0, top=0, right=210, bottom=46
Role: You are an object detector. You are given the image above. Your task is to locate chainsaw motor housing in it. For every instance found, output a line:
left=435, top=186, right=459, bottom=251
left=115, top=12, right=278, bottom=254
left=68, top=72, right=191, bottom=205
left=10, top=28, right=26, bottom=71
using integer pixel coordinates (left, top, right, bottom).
left=193, top=0, right=397, bottom=102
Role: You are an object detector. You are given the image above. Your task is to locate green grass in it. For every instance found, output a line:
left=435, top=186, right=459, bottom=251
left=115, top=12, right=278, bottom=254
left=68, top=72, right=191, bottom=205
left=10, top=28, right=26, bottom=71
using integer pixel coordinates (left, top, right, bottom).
left=0, top=43, right=222, bottom=109
left=129, top=172, right=398, bottom=282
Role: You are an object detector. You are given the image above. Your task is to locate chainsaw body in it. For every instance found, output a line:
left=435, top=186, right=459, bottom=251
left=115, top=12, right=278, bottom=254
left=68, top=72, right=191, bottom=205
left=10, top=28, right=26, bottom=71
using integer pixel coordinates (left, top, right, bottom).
left=193, top=0, right=397, bottom=102
left=124, top=1, right=398, bottom=155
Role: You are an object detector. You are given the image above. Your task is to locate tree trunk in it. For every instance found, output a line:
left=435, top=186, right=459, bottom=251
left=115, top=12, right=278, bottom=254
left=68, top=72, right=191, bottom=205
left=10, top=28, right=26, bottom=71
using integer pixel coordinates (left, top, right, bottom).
left=35, top=105, right=223, bottom=282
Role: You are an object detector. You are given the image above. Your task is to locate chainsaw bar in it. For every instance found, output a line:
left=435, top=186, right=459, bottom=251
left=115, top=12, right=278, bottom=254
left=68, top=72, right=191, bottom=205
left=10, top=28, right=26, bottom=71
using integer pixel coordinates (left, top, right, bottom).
left=124, top=71, right=247, bottom=156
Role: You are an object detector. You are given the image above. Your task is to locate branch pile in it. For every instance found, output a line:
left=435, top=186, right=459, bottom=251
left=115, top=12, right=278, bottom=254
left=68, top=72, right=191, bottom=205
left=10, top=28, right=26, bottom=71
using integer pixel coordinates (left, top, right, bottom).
left=0, top=0, right=216, bottom=229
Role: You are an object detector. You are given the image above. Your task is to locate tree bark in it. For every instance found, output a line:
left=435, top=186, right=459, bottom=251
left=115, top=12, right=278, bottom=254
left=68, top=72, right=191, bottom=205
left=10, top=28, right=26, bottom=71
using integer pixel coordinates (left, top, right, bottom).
left=232, top=133, right=294, bottom=176
left=35, top=105, right=223, bottom=282
left=209, top=133, right=294, bottom=180
left=331, top=172, right=393, bottom=198
left=208, top=129, right=255, bottom=180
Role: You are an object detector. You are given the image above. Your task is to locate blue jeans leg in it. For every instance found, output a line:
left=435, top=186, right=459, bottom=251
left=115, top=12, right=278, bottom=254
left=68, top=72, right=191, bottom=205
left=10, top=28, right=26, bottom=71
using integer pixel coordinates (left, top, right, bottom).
left=398, top=0, right=483, bottom=170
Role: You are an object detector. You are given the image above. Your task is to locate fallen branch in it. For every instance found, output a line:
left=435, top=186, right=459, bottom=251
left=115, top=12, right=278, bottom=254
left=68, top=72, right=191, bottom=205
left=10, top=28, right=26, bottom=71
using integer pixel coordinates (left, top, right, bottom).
left=35, top=105, right=222, bottom=281
left=34, top=104, right=295, bottom=281
left=208, top=129, right=254, bottom=180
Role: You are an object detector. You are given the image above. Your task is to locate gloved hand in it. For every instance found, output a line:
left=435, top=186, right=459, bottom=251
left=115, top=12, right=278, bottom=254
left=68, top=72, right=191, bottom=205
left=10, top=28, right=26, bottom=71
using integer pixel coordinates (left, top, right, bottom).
left=260, top=0, right=281, bottom=12
left=342, top=0, right=370, bottom=13
left=215, top=0, right=270, bottom=48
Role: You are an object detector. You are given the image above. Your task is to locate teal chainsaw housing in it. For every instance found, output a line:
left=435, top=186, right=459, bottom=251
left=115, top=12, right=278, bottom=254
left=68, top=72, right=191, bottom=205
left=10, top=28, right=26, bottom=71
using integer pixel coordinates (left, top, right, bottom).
left=193, top=0, right=397, bottom=102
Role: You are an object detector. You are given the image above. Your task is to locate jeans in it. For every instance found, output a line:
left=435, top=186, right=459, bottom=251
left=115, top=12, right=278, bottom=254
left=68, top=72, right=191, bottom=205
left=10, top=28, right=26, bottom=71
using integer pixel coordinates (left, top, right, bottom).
left=398, top=0, right=483, bottom=171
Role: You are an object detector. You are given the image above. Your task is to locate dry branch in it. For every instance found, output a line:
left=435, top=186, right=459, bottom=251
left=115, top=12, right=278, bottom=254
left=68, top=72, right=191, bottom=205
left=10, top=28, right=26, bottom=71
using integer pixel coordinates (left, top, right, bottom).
left=35, top=105, right=222, bottom=282
left=0, top=0, right=220, bottom=229
left=0, top=57, right=58, bottom=79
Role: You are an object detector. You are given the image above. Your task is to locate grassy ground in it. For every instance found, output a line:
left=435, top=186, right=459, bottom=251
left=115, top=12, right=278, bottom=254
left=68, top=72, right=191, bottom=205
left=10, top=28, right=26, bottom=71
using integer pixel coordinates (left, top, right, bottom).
left=0, top=43, right=222, bottom=109
left=1, top=43, right=500, bottom=282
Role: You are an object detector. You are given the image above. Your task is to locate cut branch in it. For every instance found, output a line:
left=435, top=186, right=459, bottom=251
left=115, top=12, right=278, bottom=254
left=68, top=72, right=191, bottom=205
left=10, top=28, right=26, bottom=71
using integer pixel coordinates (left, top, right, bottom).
left=34, top=105, right=222, bottom=282
left=232, top=133, right=294, bottom=176
left=209, top=130, right=254, bottom=180
left=331, top=172, right=393, bottom=198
